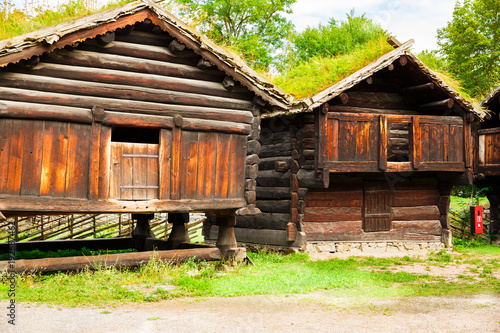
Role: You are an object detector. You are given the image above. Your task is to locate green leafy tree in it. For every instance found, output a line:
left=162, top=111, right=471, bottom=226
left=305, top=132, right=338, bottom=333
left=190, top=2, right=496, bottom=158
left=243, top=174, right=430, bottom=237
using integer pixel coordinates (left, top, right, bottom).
left=437, top=0, right=500, bottom=97
left=277, top=11, right=387, bottom=73
left=172, top=0, right=295, bottom=70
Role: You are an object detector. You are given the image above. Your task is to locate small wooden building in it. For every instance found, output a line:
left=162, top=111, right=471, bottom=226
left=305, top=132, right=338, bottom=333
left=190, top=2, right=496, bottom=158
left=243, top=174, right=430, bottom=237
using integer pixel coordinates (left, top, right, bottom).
left=0, top=0, right=290, bottom=255
left=222, top=40, right=485, bottom=250
left=475, top=88, right=500, bottom=235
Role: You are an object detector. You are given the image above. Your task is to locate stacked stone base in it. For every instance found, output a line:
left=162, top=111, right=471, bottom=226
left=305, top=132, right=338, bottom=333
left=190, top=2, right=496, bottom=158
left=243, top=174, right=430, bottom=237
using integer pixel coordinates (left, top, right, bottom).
left=306, top=241, right=445, bottom=254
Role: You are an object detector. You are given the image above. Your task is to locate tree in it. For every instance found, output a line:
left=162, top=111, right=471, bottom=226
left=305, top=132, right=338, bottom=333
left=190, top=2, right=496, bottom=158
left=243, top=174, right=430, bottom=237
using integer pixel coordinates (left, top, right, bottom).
left=437, top=0, right=500, bottom=97
left=172, top=0, right=296, bottom=70
left=276, top=11, right=387, bottom=73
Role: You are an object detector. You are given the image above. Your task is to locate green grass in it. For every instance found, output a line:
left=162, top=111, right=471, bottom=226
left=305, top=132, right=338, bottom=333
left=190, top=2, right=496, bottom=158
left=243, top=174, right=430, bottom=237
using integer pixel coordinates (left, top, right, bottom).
left=0, top=0, right=135, bottom=42
left=272, top=35, right=393, bottom=98
left=2, top=248, right=499, bottom=306
left=450, top=196, right=489, bottom=212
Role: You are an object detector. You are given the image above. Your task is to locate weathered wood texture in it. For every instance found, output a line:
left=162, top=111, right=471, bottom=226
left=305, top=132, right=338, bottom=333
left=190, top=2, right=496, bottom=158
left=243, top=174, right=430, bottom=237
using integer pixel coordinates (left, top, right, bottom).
left=0, top=118, right=91, bottom=198
left=0, top=25, right=253, bottom=213
left=303, top=177, right=442, bottom=241
left=320, top=112, right=466, bottom=173
left=477, top=132, right=500, bottom=172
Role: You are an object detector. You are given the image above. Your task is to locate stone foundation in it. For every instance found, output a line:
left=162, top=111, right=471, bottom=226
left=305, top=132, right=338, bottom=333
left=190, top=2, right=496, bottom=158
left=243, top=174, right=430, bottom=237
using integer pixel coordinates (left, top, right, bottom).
left=306, top=241, right=445, bottom=254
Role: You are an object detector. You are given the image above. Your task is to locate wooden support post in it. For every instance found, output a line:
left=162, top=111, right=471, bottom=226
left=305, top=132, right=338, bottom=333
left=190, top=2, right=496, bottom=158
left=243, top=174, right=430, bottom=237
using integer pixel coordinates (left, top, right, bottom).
left=216, top=213, right=237, bottom=258
left=438, top=184, right=453, bottom=247
left=379, top=115, right=388, bottom=171
left=131, top=213, right=155, bottom=251
left=166, top=213, right=190, bottom=250
left=14, top=217, right=18, bottom=242
left=412, top=116, right=421, bottom=169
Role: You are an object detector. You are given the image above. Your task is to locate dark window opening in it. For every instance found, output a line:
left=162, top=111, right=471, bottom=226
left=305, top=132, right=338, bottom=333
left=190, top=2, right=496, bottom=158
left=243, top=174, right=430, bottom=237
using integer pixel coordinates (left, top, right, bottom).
left=111, top=127, right=160, bottom=144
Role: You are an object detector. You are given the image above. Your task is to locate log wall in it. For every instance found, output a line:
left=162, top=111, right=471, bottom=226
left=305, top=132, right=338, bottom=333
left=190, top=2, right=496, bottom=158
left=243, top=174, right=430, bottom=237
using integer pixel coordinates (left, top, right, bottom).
left=236, top=116, right=293, bottom=240
left=0, top=23, right=257, bottom=214
left=303, top=176, right=442, bottom=241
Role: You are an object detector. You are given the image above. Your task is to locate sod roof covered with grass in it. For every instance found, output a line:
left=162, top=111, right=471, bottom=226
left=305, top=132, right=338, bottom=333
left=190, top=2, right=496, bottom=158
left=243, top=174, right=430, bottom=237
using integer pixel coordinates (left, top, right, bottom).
left=0, top=0, right=485, bottom=119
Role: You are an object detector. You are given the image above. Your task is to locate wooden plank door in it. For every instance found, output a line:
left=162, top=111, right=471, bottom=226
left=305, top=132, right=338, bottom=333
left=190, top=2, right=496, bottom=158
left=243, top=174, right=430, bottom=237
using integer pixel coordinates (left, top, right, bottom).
left=109, top=142, right=159, bottom=200
left=363, top=183, right=392, bottom=232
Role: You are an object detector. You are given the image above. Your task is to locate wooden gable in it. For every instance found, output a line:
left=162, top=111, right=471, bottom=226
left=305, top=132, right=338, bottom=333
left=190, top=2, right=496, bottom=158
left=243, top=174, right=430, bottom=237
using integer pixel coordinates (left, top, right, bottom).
left=0, top=7, right=264, bottom=216
left=315, top=54, right=473, bottom=177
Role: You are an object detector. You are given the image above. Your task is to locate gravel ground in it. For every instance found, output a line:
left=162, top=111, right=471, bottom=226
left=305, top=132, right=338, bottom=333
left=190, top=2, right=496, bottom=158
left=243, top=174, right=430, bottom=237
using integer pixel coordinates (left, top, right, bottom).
left=2, top=292, right=500, bottom=333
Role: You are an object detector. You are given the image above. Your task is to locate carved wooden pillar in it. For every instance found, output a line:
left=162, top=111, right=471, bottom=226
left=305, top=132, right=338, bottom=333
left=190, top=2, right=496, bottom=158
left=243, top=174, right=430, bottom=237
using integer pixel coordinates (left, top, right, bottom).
left=131, top=213, right=155, bottom=251
left=166, top=213, right=190, bottom=249
left=216, top=213, right=237, bottom=257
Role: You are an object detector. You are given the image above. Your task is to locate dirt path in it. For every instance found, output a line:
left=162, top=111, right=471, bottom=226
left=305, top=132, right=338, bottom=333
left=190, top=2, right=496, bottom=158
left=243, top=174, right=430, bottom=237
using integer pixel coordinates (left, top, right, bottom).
left=3, top=292, right=500, bottom=333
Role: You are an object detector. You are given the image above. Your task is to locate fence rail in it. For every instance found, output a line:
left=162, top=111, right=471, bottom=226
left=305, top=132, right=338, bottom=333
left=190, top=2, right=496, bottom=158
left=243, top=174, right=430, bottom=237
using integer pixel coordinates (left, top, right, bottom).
left=0, top=213, right=205, bottom=243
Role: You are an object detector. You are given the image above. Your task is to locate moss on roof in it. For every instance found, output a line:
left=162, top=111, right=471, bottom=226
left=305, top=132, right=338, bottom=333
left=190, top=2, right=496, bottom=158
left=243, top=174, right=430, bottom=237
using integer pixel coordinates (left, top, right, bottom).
left=271, top=34, right=393, bottom=99
left=0, top=0, right=134, bottom=41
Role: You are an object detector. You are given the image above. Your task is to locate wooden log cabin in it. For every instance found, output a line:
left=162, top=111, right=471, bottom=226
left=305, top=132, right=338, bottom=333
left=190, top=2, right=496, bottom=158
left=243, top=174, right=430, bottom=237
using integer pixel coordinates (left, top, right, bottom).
left=220, top=39, right=486, bottom=250
left=0, top=0, right=291, bottom=256
left=475, top=88, right=500, bottom=235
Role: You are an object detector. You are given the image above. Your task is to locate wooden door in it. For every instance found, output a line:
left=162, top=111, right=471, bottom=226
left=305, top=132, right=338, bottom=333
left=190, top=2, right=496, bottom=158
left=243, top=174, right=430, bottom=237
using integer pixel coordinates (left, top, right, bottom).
left=109, top=142, right=159, bottom=200
left=363, top=183, right=392, bottom=232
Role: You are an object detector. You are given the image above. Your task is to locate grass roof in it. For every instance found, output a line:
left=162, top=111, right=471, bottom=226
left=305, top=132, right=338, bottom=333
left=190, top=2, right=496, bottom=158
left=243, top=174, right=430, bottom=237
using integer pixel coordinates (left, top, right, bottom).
left=0, top=0, right=135, bottom=41
left=271, top=34, right=393, bottom=99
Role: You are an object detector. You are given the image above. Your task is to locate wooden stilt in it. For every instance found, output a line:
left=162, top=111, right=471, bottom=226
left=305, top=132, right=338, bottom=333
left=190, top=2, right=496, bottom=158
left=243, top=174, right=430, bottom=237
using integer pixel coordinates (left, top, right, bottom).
left=131, top=213, right=155, bottom=251
left=166, top=213, right=190, bottom=249
left=216, top=213, right=237, bottom=257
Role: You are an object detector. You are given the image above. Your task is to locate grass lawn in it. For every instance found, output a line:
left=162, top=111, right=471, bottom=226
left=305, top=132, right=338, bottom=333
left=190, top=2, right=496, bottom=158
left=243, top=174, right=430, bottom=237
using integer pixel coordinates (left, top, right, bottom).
left=450, top=196, right=489, bottom=212
left=1, top=246, right=499, bottom=307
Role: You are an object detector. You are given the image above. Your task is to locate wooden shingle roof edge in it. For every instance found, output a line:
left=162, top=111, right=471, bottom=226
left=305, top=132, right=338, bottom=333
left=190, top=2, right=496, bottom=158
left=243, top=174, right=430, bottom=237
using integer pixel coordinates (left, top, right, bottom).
left=262, top=39, right=487, bottom=120
left=0, top=0, right=293, bottom=109
left=481, top=86, right=500, bottom=108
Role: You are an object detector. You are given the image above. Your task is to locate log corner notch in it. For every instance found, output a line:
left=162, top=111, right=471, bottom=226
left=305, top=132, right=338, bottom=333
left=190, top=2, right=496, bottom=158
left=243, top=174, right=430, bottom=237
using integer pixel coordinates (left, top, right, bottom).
left=96, top=31, right=115, bottom=46
left=387, top=36, right=402, bottom=48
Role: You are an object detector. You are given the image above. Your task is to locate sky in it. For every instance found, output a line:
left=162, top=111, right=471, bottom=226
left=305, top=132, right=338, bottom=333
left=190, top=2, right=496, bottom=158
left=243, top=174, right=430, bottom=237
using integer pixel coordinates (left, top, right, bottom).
left=288, top=0, right=458, bottom=53
left=10, top=0, right=458, bottom=53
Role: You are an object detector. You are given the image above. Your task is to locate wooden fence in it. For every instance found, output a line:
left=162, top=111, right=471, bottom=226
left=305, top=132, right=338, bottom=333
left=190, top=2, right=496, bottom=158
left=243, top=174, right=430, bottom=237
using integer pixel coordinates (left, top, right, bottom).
left=0, top=213, right=205, bottom=243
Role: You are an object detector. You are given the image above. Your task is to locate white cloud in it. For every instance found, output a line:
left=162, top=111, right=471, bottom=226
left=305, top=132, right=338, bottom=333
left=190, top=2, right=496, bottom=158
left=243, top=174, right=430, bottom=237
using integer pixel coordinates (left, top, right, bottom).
left=288, top=0, right=458, bottom=52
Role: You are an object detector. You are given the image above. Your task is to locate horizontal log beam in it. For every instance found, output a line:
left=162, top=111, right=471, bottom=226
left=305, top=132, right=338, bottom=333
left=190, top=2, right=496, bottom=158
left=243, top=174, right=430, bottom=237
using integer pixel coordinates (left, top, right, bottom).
left=256, top=200, right=290, bottom=213
left=181, top=118, right=251, bottom=135
left=0, top=248, right=222, bottom=273
left=0, top=72, right=255, bottom=111
left=0, top=86, right=254, bottom=124
left=399, top=82, right=434, bottom=95
left=80, top=40, right=197, bottom=66
left=418, top=98, right=454, bottom=112
left=45, top=49, right=225, bottom=82
left=15, top=62, right=252, bottom=100
left=0, top=100, right=93, bottom=123
left=114, top=30, right=172, bottom=46
left=329, top=105, right=418, bottom=115
left=102, top=111, right=174, bottom=128
left=0, top=197, right=247, bottom=214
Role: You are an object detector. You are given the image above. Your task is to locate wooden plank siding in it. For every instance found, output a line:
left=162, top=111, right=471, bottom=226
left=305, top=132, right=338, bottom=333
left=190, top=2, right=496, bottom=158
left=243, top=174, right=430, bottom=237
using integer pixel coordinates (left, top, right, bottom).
left=320, top=112, right=466, bottom=173
left=0, top=119, right=91, bottom=198
left=0, top=25, right=253, bottom=214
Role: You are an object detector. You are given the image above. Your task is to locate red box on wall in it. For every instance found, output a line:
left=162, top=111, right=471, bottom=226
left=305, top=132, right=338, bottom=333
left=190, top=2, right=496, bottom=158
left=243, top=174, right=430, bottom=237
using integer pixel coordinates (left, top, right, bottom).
left=470, top=206, right=484, bottom=234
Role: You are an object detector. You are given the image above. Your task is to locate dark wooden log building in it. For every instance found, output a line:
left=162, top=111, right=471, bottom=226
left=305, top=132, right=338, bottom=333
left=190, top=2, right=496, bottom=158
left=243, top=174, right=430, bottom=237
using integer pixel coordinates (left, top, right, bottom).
left=0, top=0, right=291, bottom=256
left=475, top=88, right=500, bottom=235
left=217, top=39, right=486, bottom=249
